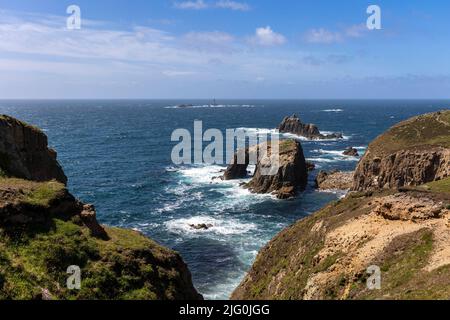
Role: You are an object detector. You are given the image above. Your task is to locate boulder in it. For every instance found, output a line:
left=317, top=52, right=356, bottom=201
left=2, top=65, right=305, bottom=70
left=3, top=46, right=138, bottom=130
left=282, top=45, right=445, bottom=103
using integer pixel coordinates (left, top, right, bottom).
left=343, top=147, right=359, bottom=157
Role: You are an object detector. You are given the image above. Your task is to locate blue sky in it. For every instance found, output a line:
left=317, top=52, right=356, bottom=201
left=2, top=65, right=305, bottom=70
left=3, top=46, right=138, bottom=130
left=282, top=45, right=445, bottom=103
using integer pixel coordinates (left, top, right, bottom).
left=0, top=0, right=449, bottom=98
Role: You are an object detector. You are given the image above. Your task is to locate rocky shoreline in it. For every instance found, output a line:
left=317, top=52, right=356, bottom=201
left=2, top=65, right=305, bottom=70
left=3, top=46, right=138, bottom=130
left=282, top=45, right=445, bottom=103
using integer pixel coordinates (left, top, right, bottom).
left=232, top=110, right=450, bottom=300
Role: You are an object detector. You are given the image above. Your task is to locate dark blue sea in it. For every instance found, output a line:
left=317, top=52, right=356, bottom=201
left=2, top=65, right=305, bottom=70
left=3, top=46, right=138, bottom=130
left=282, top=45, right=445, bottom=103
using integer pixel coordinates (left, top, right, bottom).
left=1, top=99, right=448, bottom=299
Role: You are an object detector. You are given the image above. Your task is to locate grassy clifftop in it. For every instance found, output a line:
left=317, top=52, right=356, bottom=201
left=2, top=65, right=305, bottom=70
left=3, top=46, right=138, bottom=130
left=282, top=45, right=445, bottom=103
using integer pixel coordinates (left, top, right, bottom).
left=0, top=177, right=202, bottom=300
left=367, top=110, right=450, bottom=156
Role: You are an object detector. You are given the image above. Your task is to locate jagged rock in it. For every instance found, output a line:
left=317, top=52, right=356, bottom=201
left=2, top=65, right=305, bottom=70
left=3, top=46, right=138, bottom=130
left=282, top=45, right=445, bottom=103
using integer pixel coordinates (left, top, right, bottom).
left=80, top=204, right=109, bottom=240
left=223, top=148, right=251, bottom=180
left=247, top=140, right=308, bottom=199
left=306, top=161, right=316, bottom=172
left=278, top=114, right=343, bottom=140
left=315, top=170, right=353, bottom=190
left=189, top=223, right=213, bottom=230
left=343, top=147, right=359, bottom=157
left=223, top=140, right=308, bottom=199
left=353, top=110, right=450, bottom=191
left=0, top=115, right=67, bottom=184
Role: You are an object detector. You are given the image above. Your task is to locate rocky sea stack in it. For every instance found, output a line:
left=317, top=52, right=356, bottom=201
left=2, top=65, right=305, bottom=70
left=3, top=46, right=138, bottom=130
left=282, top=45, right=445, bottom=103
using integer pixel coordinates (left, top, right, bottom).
left=224, top=139, right=308, bottom=199
left=278, top=115, right=343, bottom=140
left=232, top=111, right=450, bottom=300
left=0, top=115, right=202, bottom=300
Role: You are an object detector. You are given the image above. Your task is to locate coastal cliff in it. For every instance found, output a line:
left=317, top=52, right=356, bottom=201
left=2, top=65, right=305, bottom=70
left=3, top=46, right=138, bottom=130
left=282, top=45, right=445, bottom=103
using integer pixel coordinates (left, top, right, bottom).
left=353, top=110, right=450, bottom=191
left=0, top=115, right=202, bottom=300
left=232, top=111, right=450, bottom=300
left=0, top=115, right=67, bottom=184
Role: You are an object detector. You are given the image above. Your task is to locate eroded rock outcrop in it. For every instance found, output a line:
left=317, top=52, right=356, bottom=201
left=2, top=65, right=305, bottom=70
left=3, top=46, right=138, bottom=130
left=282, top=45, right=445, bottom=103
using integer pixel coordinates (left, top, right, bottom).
left=224, top=140, right=308, bottom=199
left=278, top=115, right=343, bottom=140
left=315, top=170, right=353, bottom=190
left=353, top=110, right=450, bottom=191
left=0, top=115, right=67, bottom=184
left=343, top=147, right=359, bottom=157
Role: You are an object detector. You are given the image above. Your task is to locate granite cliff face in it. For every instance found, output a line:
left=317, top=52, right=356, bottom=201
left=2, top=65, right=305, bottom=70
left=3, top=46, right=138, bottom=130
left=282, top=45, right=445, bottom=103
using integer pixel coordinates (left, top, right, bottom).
left=232, top=111, right=450, bottom=300
left=353, top=111, right=450, bottom=191
left=278, top=115, right=343, bottom=140
left=224, top=140, right=308, bottom=199
left=0, top=115, right=201, bottom=300
left=0, top=115, right=67, bottom=184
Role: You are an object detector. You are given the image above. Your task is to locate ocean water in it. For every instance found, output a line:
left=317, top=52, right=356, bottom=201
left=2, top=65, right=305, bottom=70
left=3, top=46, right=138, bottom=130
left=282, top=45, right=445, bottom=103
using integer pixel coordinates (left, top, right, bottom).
left=0, top=99, right=448, bottom=299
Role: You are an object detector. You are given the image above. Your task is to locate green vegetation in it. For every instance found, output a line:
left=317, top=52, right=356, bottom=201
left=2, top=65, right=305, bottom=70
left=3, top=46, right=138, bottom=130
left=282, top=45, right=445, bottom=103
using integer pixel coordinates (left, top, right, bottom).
left=279, top=139, right=297, bottom=154
left=0, top=216, right=194, bottom=300
left=0, top=178, right=65, bottom=207
left=368, top=110, right=450, bottom=155
left=0, top=178, right=199, bottom=300
left=423, top=177, right=450, bottom=194
left=0, top=114, right=43, bottom=134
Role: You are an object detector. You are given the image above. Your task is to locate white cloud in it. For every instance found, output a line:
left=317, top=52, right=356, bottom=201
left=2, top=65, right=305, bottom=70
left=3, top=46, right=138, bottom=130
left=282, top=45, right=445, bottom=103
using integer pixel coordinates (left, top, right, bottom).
left=344, top=24, right=368, bottom=38
left=304, top=28, right=342, bottom=44
left=305, top=24, right=369, bottom=44
left=183, top=31, right=234, bottom=45
left=249, top=26, right=286, bottom=47
left=162, top=70, right=197, bottom=77
left=215, top=0, right=250, bottom=11
left=174, top=0, right=250, bottom=11
left=174, top=0, right=208, bottom=10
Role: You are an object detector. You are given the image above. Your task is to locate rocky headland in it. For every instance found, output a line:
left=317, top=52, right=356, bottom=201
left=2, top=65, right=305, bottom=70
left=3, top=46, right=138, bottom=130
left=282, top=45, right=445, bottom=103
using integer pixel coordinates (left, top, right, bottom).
left=353, top=110, right=450, bottom=191
left=0, top=115, right=202, bottom=300
left=232, top=110, right=450, bottom=300
left=224, top=139, right=308, bottom=199
left=278, top=115, right=343, bottom=140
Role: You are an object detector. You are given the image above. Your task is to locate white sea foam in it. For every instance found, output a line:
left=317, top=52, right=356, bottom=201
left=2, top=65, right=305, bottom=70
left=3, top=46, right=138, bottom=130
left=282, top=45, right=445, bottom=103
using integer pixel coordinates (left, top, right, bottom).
left=165, top=216, right=256, bottom=236
left=238, top=128, right=349, bottom=141
left=322, top=109, right=344, bottom=112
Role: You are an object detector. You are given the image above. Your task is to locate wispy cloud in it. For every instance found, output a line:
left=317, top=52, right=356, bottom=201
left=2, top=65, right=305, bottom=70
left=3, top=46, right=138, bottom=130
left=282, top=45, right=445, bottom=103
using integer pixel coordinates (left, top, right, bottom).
left=249, top=26, right=286, bottom=47
left=215, top=0, right=250, bottom=11
left=304, top=28, right=343, bottom=44
left=304, top=24, right=369, bottom=44
left=174, top=0, right=250, bottom=11
left=174, top=0, right=208, bottom=10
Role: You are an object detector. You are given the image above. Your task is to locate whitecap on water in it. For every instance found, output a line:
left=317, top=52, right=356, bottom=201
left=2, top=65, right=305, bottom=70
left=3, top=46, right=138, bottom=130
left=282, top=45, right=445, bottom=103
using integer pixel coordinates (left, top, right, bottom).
left=165, top=216, right=256, bottom=236
left=322, top=109, right=344, bottom=112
